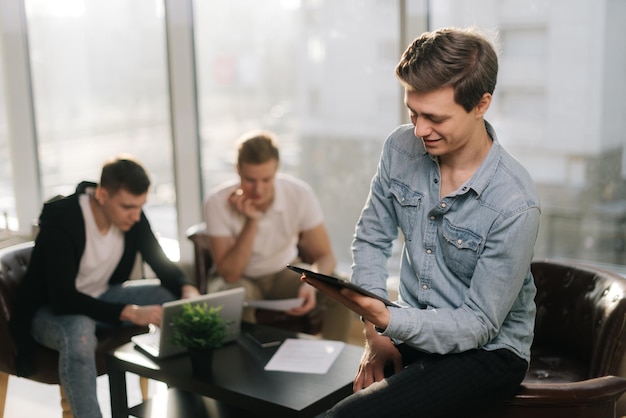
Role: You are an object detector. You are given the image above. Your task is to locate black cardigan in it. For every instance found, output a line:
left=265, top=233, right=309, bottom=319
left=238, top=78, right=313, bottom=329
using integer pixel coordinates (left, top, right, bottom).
left=10, top=181, right=192, bottom=376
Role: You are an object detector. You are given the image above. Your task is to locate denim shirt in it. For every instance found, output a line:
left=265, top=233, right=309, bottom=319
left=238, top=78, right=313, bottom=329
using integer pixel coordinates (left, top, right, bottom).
left=352, top=122, right=541, bottom=362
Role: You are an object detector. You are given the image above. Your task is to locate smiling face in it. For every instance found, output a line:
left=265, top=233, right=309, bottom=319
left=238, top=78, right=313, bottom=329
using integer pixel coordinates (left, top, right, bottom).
left=405, top=86, right=491, bottom=162
left=96, top=187, right=147, bottom=232
left=237, top=159, right=278, bottom=211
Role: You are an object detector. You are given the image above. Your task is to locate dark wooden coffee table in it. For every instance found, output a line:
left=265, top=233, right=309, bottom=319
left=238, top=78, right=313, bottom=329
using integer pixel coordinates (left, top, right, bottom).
left=107, top=324, right=363, bottom=417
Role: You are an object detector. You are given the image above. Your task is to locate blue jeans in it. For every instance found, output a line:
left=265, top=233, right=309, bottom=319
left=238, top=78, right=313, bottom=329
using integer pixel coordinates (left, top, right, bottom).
left=31, top=283, right=175, bottom=418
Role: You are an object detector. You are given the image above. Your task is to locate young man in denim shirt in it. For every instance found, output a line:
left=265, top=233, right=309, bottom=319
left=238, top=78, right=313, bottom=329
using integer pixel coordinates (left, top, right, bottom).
left=303, top=27, right=541, bottom=417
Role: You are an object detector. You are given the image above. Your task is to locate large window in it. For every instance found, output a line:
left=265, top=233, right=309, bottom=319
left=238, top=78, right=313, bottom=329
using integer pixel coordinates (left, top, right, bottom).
left=194, top=0, right=406, bottom=271
left=429, top=0, right=626, bottom=267
left=1, top=0, right=625, bottom=272
left=24, top=0, right=178, bottom=240
left=0, top=45, right=15, bottom=233
left=195, top=0, right=626, bottom=272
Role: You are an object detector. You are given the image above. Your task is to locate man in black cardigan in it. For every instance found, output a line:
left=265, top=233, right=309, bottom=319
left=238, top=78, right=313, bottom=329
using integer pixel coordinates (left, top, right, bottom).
left=10, top=156, right=199, bottom=418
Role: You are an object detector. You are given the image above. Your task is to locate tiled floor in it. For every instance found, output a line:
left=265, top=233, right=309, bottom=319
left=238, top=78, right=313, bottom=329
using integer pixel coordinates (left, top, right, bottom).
left=4, top=374, right=168, bottom=418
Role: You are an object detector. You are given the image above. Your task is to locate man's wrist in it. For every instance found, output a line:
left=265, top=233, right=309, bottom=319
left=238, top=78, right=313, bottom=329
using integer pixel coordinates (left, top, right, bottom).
left=360, top=316, right=387, bottom=333
left=244, top=213, right=261, bottom=222
left=119, top=304, right=136, bottom=322
left=181, top=284, right=200, bottom=298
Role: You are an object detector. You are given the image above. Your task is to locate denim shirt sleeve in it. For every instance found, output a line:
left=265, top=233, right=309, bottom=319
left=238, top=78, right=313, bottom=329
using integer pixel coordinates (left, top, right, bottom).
left=352, top=123, right=541, bottom=361
left=351, top=130, right=404, bottom=299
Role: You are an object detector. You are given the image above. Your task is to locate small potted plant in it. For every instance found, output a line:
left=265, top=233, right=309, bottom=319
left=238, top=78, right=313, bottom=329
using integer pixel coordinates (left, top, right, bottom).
left=169, top=302, right=228, bottom=376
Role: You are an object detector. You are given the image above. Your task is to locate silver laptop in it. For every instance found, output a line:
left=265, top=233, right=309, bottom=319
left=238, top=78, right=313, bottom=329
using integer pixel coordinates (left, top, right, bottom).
left=131, top=287, right=245, bottom=358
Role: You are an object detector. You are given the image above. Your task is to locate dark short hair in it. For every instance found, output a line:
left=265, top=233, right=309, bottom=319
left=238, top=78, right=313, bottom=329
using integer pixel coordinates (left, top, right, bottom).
left=100, top=155, right=151, bottom=195
left=395, top=27, right=498, bottom=112
left=236, top=130, right=280, bottom=167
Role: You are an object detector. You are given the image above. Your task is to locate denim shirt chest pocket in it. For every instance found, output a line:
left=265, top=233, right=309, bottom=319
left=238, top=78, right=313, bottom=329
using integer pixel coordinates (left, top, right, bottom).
left=441, top=218, right=484, bottom=280
left=390, top=180, right=422, bottom=241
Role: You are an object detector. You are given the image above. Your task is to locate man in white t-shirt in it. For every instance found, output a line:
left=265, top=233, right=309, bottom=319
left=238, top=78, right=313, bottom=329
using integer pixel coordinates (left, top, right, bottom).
left=11, top=156, right=200, bottom=418
left=204, top=130, right=351, bottom=341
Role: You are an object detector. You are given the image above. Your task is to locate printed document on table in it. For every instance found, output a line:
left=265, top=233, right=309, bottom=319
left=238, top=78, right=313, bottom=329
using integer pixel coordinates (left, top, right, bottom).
left=264, top=338, right=345, bottom=374
left=244, top=298, right=304, bottom=311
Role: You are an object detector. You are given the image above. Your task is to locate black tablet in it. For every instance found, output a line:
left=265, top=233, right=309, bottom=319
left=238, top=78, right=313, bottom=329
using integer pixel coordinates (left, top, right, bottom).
left=287, top=265, right=399, bottom=307
left=244, top=329, right=283, bottom=348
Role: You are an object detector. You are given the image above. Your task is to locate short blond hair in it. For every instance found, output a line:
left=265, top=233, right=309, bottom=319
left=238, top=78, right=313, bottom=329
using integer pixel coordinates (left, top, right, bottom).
left=236, top=130, right=280, bottom=167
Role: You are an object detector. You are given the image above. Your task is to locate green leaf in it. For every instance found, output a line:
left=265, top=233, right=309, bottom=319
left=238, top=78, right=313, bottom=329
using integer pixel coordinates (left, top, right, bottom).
left=168, top=302, right=232, bottom=349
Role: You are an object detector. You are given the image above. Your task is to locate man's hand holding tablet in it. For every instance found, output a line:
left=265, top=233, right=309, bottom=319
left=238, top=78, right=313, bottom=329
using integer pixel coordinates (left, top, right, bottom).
left=287, top=265, right=397, bottom=332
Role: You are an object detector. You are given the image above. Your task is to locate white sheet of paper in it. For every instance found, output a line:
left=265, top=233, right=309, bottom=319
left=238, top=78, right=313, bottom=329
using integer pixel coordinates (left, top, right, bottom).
left=264, top=338, right=345, bottom=374
left=245, top=298, right=304, bottom=311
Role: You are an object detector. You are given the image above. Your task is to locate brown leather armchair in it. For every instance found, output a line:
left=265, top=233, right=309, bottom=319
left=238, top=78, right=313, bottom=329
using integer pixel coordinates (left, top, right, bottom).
left=0, top=241, right=149, bottom=417
left=186, top=223, right=324, bottom=335
left=481, top=259, right=626, bottom=418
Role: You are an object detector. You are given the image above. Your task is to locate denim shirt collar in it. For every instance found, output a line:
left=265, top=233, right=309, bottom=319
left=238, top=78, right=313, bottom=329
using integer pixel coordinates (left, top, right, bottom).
left=425, top=120, right=501, bottom=198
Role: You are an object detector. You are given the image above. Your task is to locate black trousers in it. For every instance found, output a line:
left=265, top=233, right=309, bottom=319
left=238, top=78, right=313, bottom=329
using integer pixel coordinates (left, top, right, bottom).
left=325, top=344, right=527, bottom=418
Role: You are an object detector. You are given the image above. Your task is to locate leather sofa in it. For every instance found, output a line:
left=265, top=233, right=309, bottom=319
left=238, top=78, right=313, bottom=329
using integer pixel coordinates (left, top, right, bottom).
left=481, top=259, right=626, bottom=417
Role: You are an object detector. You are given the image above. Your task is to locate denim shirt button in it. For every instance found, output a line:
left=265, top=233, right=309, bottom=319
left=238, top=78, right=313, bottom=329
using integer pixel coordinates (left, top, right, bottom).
left=457, top=239, right=462, bottom=245
left=440, top=203, right=447, bottom=208
left=430, top=216, right=435, bottom=220
left=426, top=249, right=432, bottom=254
left=422, top=284, right=428, bottom=290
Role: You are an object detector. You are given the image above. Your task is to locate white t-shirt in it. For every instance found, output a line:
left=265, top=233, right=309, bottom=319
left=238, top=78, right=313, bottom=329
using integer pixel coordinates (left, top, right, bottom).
left=76, top=194, right=124, bottom=297
left=204, top=173, right=324, bottom=278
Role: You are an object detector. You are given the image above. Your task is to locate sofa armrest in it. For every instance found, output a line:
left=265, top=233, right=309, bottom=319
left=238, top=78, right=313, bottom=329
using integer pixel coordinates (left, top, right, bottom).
left=186, top=223, right=212, bottom=294
left=510, top=375, right=626, bottom=406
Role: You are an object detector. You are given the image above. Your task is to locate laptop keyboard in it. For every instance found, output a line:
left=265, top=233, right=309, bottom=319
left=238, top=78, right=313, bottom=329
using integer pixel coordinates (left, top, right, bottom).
left=138, top=329, right=161, bottom=352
